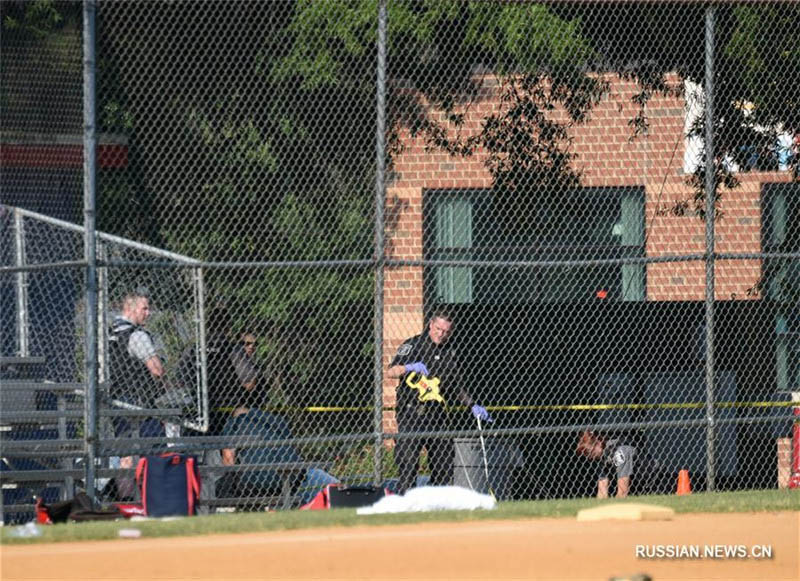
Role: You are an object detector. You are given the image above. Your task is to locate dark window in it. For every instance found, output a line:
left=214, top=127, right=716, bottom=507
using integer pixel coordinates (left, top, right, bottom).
left=424, top=187, right=645, bottom=305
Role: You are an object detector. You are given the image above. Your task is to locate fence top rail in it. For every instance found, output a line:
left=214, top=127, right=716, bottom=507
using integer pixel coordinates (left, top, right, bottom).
left=0, top=357, right=47, bottom=366
left=0, top=382, right=89, bottom=392
left=0, top=408, right=181, bottom=421
left=6, top=205, right=201, bottom=265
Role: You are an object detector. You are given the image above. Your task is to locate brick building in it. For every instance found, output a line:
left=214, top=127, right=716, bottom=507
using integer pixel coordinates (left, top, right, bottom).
left=380, top=73, right=796, bottom=446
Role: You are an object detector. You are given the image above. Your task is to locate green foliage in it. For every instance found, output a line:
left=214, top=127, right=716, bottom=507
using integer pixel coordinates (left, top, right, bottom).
left=272, top=0, right=376, bottom=90
left=597, top=3, right=800, bottom=216
left=100, top=100, right=134, bottom=133
left=91, top=1, right=800, bottom=255
left=274, top=0, right=608, bottom=238
left=725, top=5, right=800, bottom=133
left=328, top=443, right=400, bottom=481
left=1, top=0, right=81, bottom=138
left=464, top=2, right=593, bottom=81
left=2, top=0, right=63, bottom=38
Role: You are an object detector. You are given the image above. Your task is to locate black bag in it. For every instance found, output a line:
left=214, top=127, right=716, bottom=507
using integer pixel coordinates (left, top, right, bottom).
left=36, top=492, right=123, bottom=524
left=327, top=485, right=387, bottom=508
left=300, top=484, right=388, bottom=510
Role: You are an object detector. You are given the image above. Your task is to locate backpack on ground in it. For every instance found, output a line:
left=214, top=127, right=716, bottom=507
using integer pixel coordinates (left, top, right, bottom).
left=136, top=453, right=201, bottom=517
left=35, top=492, right=125, bottom=523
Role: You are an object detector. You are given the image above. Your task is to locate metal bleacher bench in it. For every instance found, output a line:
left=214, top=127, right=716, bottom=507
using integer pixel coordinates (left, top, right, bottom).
left=1, top=362, right=330, bottom=517
left=0, top=366, right=182, bottom=523
left=1, top=462, right=331, bottom=514
left=0, top=357, right=65, bottom=523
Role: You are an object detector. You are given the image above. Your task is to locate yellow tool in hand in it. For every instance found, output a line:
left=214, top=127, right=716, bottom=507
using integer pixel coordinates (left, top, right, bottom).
left=405, top=372, right=446, bottom=404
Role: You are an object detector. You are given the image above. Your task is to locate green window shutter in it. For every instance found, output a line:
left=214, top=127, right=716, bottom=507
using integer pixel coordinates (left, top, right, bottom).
left=619, top=190, right=645, bottom=301
left=434, top=196, right=473, bottom=303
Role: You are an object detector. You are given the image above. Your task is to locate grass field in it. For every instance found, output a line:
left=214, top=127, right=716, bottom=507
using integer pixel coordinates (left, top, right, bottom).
left=3, top=488, right=797, bottom=545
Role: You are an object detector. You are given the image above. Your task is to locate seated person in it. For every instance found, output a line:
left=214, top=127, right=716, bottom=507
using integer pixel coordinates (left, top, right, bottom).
left=220, top=406, right=338, bottom=505
left=576, top=429, right=635, bottom=499
left=230, top=333, right=269, bottom=410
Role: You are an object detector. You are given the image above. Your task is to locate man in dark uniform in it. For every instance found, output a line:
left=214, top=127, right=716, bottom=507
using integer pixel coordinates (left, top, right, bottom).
left=576, top=430, right=665, bottom=498
left=387, top=310, right=490, bottom=494
left=104, top=289, right=167, bottom=500
left=109, top=290, right=164, bottom=410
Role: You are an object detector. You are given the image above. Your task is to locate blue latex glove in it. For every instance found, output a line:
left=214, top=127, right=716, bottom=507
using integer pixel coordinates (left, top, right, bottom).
left=404, top=361, right=429, bottom=376
left=471, top=404, right=492, bottom=422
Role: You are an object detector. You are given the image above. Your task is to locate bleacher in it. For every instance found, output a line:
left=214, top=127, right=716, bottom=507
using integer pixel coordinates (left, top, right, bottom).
left=0, top=358, right=320, bottom=522
left=0, top=356, right=75, bottom=524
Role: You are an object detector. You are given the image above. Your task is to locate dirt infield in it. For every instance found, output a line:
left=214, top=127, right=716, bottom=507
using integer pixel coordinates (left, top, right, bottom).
left=2, top=511, right=797, bottom=580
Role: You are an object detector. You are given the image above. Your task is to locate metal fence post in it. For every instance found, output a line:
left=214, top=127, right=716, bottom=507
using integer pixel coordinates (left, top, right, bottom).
left=372, top=0, right=388, bottom=485
left=703, top=4, right=717, bottom=492
left=83, top=0, right=99, bottom=501
left=13, top=209, right=29, bottom=358
left=195, top=266, right=209, bottom=432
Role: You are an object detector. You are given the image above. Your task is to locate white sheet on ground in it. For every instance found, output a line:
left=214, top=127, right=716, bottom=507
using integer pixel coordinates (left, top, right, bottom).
left=356, top=485, right=496, bottom=515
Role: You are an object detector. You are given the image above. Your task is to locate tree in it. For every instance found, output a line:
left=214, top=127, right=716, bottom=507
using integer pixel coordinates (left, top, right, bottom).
left=566, top=2, right=800, bottom=216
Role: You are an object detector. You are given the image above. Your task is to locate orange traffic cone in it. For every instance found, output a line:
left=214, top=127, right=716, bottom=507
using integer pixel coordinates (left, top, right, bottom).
left=676, top=469, right=692, bottom=495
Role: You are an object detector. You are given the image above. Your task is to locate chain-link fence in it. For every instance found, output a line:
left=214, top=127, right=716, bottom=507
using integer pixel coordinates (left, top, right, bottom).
left=2, top=0, right=798, bottom=522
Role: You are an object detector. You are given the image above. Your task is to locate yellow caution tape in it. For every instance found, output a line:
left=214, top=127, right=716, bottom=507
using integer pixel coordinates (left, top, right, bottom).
left=217, top=401, right=796, bottom=414
left=489, top=401, right=797, bottom=411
